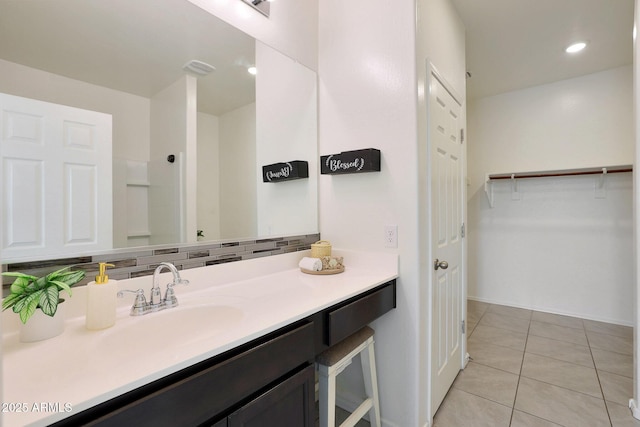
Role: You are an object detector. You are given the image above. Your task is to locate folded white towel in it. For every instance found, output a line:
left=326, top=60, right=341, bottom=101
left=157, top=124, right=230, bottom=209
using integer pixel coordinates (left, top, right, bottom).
left=299, top=257, right=322, bottom=271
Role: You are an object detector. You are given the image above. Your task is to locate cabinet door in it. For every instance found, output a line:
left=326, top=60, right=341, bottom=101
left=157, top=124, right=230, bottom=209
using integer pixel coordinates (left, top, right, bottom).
left=228, top=365, right=315, bottom=427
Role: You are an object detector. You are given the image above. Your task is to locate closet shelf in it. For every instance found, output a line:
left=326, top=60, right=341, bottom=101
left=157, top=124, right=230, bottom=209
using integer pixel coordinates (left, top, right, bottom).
left=127, top=231, right=151, bottom=238
left=484, top=165, right=633, bottom=208
left=126, top=181, right=151, bottom=187
left=487, top=165, right=632, bottom=181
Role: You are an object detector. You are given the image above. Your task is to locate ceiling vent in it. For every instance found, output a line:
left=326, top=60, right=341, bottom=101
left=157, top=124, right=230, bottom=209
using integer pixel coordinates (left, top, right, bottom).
left=183, top=60, right=216, bottom=76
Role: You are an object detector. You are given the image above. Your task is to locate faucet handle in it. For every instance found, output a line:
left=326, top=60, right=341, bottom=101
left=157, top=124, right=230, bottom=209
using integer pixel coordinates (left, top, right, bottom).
left=117, top=289, right=148, bottom=316
left=175, top=277, right=189, bottom=286
left=164, top=284, right=178, bottom=308
left=164, top=278, right=187, bottom=308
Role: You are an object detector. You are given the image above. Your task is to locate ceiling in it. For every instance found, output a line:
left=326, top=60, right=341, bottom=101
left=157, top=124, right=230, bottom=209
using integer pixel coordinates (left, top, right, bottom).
left=1, top=0, right=634, bottom=107
left=450, top=0, right=635, bottom=100
left=0, top=0, right=256, bottom=116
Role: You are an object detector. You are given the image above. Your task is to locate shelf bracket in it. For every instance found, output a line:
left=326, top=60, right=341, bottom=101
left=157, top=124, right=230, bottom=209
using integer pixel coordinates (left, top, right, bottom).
left=595, top=167, right=607, bottom=199
left=484, top=173, right=494, bottom=208
left=510, top=174, right=520, bottom=201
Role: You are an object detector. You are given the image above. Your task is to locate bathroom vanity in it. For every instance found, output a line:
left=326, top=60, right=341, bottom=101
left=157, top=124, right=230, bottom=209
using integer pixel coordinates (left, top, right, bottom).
left=2, top=250, right=398, bottom=427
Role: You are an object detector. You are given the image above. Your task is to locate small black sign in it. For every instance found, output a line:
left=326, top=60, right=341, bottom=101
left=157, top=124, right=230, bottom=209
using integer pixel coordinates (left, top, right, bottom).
left=262, top=160, right=309, bottom=183
left=320, top=148, right=381, bottom=175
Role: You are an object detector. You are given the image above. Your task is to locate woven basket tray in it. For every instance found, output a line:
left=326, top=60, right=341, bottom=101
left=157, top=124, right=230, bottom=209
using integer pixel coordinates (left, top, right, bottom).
left=300, top=265, right=345, bottom=275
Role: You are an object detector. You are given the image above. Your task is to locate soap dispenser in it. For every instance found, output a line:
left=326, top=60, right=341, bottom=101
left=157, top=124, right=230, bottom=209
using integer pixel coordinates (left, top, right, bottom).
left=86, top=262, right=117, bottom=330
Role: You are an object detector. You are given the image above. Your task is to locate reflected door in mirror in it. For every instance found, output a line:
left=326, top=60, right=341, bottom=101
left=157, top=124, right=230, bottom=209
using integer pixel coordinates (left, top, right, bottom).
left=0, top=93, right=113, bottom=260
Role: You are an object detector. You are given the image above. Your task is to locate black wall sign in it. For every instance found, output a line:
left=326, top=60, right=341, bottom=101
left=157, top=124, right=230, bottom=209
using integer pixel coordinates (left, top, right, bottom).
left=320, top=148, right=381, bottom=175
left=262, top=160, right=309, bottom=182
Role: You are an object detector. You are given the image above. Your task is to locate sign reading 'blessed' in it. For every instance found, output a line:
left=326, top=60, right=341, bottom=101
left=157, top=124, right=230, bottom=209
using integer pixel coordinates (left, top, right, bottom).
left=320, top=149, right=381, bottom=175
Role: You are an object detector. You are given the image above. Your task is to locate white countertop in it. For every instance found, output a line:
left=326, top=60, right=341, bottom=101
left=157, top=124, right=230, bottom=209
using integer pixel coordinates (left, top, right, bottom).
left=1, top=249, right=398, bottom=426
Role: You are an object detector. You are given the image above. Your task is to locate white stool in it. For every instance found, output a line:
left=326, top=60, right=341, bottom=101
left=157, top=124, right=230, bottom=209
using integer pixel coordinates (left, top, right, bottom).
left=316, top=326, right=381, bottom=427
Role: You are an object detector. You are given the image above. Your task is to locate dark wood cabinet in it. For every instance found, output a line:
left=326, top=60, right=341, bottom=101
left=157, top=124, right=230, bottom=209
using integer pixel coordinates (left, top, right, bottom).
left=326, top=280, right=396, bottom=345
left=52, top=280, right=396, bottom=427
left=227, top=365, right=315, bottom=427
left=205, top=366, right=314, bottom=427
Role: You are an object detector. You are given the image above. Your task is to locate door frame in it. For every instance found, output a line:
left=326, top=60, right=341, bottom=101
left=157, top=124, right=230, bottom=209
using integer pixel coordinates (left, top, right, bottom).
left=424, top=60, right=468, bottom=422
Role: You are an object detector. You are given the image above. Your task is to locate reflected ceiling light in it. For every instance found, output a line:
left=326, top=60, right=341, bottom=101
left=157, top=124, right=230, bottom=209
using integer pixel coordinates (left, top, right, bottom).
left=248, top=66, right=257, bottom=75
left=183, top=60, right=216, bottom=76
left=565, top=42, right=587, bottom=53
left=241, top=0, right=270, bottom=17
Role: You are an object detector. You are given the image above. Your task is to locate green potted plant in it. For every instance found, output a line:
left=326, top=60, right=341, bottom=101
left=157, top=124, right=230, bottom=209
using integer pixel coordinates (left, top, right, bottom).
left=2, top=267, right=85, bottom=342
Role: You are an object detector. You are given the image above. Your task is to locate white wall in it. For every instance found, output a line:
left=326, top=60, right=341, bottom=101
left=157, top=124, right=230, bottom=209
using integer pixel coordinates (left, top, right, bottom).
left=467, top=66, right=634, bottom=324
left=186, top=0, right=320, bottom=241
left=416, top=0, right=467, bottom=423
left=471, top=174, right=633, bottom=324
left=0, top=59, right=151, bottom=247
left=149, top=75, right=198, bottom=245
left=0, top=59, right=150, bottom=162
left=318, top=0, right=465, bottom=425
left=123, top=160, right=151, bottom=248
left=219, top=103, right=257, bottom=239
left=318, top=1, right=418, bottom=424
left=416, top=0, right=467, bottom=98
left=187, top=0, right=318, bottom=71
left=467, top=66, right=633, bottom=190
left=255, top=41, right=318, bottom=237
left=185, top=76, right=198, bottom=244
left=197, top=112, right=221, bottom=240
left=631, top=0, right=639, bottom=413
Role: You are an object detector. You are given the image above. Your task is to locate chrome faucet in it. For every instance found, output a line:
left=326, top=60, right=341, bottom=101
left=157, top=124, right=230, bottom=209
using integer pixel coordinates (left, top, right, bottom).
left=118, top=262, right=189, bottom=316
left=153, top=262, right=189, bottom=308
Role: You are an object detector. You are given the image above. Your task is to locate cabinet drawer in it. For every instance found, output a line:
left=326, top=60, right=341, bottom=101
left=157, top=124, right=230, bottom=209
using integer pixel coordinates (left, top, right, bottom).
left=86, top=321, right=315, bottom=427
left=227, top=365, right=315, bottom=427
left=326, top=280, right=396, bottom=346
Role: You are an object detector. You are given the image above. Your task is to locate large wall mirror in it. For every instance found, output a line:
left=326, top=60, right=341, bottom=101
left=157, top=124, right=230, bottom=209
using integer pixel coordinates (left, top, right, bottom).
left=0, top=0, right=318, bottom=263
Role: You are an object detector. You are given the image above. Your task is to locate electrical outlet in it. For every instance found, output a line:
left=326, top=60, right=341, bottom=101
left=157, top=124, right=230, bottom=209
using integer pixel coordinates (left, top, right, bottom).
left=384, top=225, right=398, bottom=248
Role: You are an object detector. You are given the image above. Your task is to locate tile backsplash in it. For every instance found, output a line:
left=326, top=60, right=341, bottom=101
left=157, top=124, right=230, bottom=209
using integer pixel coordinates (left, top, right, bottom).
left=2, top=234, right=320, bottom=293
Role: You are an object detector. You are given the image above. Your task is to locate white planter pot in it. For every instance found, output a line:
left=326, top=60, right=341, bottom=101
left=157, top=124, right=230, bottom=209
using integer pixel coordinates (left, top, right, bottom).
left=19, top=302, right=66, bottom=343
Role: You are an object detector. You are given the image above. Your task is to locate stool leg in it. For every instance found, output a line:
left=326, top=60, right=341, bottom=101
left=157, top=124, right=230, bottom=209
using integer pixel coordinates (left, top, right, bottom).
left=318, top=365, right=337, bottom=427
left=360, top=339, right=381, bottom=427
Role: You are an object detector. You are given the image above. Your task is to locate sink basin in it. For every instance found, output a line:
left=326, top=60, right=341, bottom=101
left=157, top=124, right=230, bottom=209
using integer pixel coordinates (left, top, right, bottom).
left=98, top=304, right=244, bottom=356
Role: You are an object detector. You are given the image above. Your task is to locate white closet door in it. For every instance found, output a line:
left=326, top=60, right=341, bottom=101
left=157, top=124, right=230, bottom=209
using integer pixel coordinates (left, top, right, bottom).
left=429, top=73, right=464, bottom=415
left=0, top=93, right=112, bottom=261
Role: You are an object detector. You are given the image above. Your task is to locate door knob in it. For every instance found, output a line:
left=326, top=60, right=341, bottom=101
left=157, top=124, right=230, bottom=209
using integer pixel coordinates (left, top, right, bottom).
left=434, top=259, right=449, bottom=270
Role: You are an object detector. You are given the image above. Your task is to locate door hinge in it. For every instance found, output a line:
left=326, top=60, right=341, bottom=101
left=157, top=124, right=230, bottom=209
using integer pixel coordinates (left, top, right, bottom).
left=461, top=223, right=465, bottom=238
left=460, top=128, right=464, bottom=144
left=461, top=320, right=466, bottom=334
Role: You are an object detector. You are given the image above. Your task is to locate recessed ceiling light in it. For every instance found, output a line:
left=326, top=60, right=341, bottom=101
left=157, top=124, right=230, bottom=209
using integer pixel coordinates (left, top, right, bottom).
left=248, top=66, right=257, bottom=75
left=565, top=42, right=587, bottom=53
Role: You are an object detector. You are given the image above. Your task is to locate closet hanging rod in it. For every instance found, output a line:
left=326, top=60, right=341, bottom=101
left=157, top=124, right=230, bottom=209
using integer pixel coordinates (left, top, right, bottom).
left=488, top=166, right=632, bottom=181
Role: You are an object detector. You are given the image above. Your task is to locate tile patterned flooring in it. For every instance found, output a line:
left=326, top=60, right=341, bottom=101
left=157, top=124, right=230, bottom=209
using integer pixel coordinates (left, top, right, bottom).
left=434, top=300, right=638, bottom=427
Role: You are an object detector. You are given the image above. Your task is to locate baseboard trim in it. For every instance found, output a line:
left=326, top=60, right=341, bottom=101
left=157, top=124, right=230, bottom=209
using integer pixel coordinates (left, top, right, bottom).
left=335, top=390, right=399, bottom=427
left=629, top=399, right=640, bottom=420
left=467, top=296, right=633, bottom=327
left=335, top=390, right=368, bottom=421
